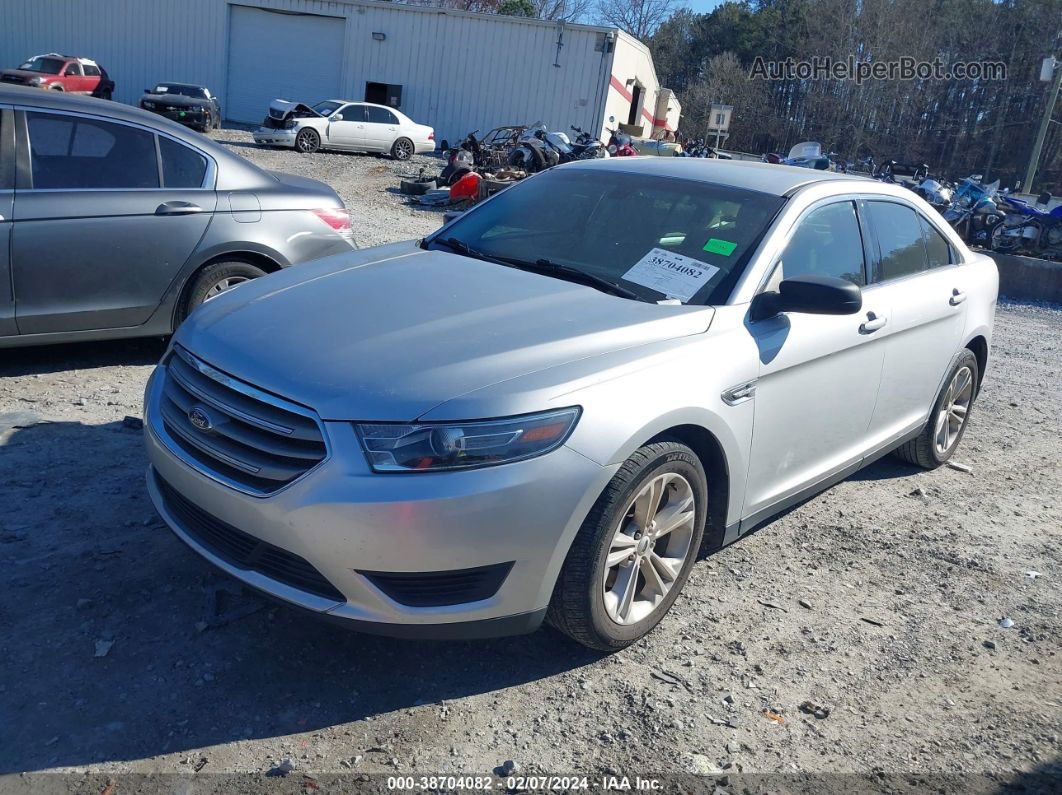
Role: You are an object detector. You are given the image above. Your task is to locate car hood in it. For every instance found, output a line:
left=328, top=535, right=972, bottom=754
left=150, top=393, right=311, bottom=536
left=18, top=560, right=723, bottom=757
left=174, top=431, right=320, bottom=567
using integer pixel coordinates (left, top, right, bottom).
left=140, top=93, right=209, bottom=109
left=2, top=69, right=48, bottom=80
left=267, top=99, right=322, bottom=122
left=174, top=242, right=714, bottom=421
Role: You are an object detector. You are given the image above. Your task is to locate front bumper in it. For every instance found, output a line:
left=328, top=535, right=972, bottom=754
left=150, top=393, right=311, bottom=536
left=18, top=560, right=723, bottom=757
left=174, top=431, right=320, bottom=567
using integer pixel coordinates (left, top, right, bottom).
left=144, top=368, right=614, bottom=638
left=253, top=127, right=297, bottom=147
left=145, top=107, right=209, bottom=127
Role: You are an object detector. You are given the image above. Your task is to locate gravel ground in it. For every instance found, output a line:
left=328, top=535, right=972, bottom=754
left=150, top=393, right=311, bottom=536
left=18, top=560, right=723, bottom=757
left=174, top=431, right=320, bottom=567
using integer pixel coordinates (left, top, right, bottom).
left=1, top=132, right=1060, bottom=792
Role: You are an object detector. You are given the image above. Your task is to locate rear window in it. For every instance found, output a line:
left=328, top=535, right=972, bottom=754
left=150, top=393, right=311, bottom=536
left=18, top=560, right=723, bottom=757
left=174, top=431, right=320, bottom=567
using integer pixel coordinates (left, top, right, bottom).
left=920, top=214, right=953, bottom=268
left=160, top=137, right=208, bottom=188
left=865, top=201, right=928, bottom=282
left=433, top=169, right=785, bottom=305
left=366, top=106, right=398, bottom=125
left=27, top=112, right=159, bottom=190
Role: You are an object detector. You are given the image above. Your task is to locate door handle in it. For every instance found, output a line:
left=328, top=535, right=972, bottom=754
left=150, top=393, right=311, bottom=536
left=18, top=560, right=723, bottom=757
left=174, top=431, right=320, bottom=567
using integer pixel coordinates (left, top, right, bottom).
left=155, top=201, right=203, bottom=216
left=859, top=311, right=888, bottom=334
left=949, top=288, right=967, bottom=306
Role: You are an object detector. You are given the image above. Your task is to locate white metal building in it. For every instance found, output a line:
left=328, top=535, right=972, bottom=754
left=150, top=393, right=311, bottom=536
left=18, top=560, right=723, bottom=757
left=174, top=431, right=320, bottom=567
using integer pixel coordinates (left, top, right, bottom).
left=0, top=0, right=681, bottom=144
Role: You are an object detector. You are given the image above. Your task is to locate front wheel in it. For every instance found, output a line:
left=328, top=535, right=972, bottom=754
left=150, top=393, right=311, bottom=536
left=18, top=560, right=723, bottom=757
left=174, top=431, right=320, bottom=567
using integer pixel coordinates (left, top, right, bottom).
left=295, top=128, right=321, bottom=154
left=892, top=349, right=978, bottom=469
left=391, top=137, right=414, bottom=161
left=990, top=220, right=1028, bottom=253
left=548, top=441, right=707, bottom=651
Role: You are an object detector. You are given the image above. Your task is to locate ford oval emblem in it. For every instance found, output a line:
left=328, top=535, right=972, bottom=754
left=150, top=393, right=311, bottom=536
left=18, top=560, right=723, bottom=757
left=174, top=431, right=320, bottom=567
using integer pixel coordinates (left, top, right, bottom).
left=188, top=406, right=213, bottom=432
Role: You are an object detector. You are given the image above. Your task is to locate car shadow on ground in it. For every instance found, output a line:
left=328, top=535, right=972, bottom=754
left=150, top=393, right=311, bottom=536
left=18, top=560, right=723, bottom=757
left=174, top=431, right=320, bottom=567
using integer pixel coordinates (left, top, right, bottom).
left=0, top=337, right=167, bottom=378
left=0, top=419, right=603, bottom=773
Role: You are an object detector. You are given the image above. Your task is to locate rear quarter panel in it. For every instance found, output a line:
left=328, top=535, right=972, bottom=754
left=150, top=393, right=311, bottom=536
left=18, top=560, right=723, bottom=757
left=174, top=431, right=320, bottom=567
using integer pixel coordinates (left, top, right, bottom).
left=962, top=250, right=999, bottom=375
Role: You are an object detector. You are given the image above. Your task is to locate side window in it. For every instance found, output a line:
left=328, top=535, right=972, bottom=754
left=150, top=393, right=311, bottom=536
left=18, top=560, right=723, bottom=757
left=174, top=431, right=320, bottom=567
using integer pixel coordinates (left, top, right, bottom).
left=865, top=201, right=928, bottom=281
left=83, top=64, right=101, bottom=77
left=159, top=137, right=208, bottom=188
left=27, top=112, right=159, bottom=190
left=366, top=106, right=398, bottom=125
left=919, top=214, right=953, bottom=269
left=335, top=105, right=364, bottom=122
left=63, top=63, right=82, bottom=76
left=778, top=201, right=866, bottom=286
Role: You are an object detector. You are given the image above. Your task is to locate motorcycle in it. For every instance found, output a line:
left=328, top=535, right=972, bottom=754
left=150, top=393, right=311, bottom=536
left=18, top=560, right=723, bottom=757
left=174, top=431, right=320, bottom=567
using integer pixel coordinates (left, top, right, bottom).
left=439, top=129, right=484, bottom=186
left=991, top=191, right=1062, bottom=258
left=569, top=126, right=608, bottom=160
left=507, top=122, right=561, bottom=173
left=941, top=175, right=1002, bottom=245
left=914, top=177, right=954, bottom=211
left=606, top=128, right=637, bottom=157
left=781, top=142, right=833, bottom=170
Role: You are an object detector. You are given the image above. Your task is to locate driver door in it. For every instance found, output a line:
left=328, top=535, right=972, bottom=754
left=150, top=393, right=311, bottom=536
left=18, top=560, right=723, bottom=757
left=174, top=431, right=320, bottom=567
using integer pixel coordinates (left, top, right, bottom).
left=325, top=104, right=366, bottom=149
left=0, top=108, right=15, bottom=337
left=742, top=199, right=888, bottom=521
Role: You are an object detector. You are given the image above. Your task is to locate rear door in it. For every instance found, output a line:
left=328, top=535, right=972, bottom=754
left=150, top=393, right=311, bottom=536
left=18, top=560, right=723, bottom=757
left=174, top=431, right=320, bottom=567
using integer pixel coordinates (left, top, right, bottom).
left=0, top=107, right=15, bottom=337
left=324, top=104, right=366, bottom=149
left=861, top=199, right=969, bottom=444
left=362, top=106, right=400, bottom=152
left=11, top=109, right=216, bottom=334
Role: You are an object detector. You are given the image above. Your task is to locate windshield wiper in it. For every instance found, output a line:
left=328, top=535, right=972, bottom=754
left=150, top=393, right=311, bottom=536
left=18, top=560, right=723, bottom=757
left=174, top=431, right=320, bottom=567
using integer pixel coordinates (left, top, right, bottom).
left=504, top=258, right=643, bottom=301
left=432, top=236, right=508, bottom=266
left=432, top=239, right=643, bottom=301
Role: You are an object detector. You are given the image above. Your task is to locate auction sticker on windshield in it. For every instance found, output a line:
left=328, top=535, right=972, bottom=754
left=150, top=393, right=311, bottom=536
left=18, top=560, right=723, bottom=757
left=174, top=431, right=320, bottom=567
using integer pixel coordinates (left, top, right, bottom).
left=622, top=248, right=721, bottom=302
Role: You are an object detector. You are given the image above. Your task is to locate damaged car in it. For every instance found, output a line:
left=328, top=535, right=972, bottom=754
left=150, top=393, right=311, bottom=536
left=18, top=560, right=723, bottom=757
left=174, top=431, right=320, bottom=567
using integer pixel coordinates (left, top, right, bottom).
left=139, top=83, right=221, bottom=132
left=254, top=99, right=434, bottom=160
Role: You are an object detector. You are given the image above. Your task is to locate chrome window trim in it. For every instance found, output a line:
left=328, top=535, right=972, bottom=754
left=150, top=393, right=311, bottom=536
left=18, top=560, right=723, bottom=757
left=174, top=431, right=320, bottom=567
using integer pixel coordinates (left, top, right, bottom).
left=15, top=105, right=218, bottom=190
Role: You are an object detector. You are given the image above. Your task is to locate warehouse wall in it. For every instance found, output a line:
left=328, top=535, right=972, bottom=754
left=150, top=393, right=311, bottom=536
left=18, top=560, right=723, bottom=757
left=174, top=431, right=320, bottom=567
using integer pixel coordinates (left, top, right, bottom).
left=0, top=0, right=619, bottom=144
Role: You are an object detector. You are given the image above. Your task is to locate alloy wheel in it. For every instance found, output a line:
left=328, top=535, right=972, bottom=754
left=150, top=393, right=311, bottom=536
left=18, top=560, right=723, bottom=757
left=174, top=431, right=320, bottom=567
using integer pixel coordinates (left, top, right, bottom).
left=203, top=276, right=250, bottom=302
left=394, top=139, right=413, bottom=160
left=602, top=473, right=697, bottom=625
left=933, top=365, right=973, bottom=455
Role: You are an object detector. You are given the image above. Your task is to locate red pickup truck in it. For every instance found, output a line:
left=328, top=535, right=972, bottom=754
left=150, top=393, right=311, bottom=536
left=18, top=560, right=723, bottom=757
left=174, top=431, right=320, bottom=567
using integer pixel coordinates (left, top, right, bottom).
left=0, top=53, right=114, bottom=98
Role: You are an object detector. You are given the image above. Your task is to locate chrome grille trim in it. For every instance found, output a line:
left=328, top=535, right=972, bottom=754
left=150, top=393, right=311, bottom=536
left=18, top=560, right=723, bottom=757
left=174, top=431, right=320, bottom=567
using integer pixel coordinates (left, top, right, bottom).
left=152, top=346, right=329, bottom=496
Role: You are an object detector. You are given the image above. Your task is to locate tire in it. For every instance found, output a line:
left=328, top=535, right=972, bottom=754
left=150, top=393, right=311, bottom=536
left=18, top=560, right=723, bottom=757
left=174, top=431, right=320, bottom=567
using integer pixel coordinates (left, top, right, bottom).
left=199, top=111, right=213, bottom=133
left=48, top=83, right=64, bottom=91
left=391, top=137, right=414, bottom=161
left=400, top=178, right=436, bottom=196
left=892, top=349, right=979, bottom=469
left=990, top=221, right=1026, bottom=253
left=295, top=128, right=321, bottom=154
left=182, top=261, right=268, bottom=320
left=548, top=440, right=707, bottom=651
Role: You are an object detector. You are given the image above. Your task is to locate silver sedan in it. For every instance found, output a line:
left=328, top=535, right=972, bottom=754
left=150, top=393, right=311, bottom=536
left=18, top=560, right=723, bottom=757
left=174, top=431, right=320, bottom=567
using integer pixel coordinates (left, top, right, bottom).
left=144, top=158, right=998, bottom=650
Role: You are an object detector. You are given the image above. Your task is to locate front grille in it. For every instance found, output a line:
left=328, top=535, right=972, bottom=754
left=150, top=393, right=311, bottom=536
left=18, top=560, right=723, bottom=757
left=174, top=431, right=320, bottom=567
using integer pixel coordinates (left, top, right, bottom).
left=1, top=75, right=29, bottom=85
left=156, top=347, right=327, bottom=494
left=361, top=563, right=513, bottom=607
left=156, top=473, right=345, bottom=602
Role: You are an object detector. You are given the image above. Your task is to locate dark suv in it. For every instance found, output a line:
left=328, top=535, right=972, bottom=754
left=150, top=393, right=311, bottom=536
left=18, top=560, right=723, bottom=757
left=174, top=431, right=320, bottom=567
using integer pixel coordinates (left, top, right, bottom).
left=0, top=86, right=355, bottom=349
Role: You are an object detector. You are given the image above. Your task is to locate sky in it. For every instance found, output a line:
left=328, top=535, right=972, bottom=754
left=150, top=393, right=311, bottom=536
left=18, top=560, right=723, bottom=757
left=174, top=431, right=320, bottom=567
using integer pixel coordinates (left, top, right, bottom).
left=683, top=0, right=726, bottom=14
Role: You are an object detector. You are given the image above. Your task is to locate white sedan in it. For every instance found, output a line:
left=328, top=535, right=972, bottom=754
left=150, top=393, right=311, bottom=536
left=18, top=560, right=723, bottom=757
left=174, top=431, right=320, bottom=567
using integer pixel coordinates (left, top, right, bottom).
left=253, top=99, right=434, bottom=160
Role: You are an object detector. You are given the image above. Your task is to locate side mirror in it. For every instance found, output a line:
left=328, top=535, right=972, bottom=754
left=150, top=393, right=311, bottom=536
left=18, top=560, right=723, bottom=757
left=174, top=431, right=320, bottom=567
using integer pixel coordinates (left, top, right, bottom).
left=750, top=274, right=862, bottom=321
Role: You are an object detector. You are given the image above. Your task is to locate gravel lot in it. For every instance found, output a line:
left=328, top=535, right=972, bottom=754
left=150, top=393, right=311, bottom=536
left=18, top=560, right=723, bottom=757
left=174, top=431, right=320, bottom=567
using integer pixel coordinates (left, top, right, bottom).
left=1, top=131, right=1060, bottom=792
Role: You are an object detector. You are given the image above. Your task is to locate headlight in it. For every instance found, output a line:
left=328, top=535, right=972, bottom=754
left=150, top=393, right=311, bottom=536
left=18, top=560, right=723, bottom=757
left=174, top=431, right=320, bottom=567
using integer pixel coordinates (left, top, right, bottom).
left=29, top=77, right=42, bottom=86
left=355, top=407, right=580, bottom=472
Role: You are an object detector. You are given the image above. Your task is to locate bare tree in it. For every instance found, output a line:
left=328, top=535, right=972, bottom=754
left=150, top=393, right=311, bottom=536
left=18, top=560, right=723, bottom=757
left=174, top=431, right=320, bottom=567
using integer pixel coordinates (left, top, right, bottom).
left=596, top=0, right=682, bottom=40
left=533, top=0, right=595, bottom=22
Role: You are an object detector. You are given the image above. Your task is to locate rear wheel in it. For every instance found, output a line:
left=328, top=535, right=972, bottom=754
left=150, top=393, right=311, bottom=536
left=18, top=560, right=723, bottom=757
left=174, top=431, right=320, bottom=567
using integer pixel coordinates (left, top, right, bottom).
left=182, top=261, right=268, bottom=321
left=548, top=441, right=706, bottom=651
left=892, top=349, right=978, bottom=469
left=391, top=137, right=414, bottom=161
left=295, top=128, right=321, bottom=154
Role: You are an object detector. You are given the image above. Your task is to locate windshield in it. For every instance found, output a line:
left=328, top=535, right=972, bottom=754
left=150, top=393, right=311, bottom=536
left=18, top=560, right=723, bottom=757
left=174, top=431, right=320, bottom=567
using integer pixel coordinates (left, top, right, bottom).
left=19, top=57, right=64, bottom=74
left=312, top=100, right=342, bottom=116
left=428, top=168, right=785, bottom=305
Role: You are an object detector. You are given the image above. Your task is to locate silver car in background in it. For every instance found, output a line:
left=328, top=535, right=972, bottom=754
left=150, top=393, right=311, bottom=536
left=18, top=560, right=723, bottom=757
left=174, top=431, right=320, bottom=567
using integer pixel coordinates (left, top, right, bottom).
left=0, top=85, right=354, bottom=349
left=144, top=158, right=997, bottom=650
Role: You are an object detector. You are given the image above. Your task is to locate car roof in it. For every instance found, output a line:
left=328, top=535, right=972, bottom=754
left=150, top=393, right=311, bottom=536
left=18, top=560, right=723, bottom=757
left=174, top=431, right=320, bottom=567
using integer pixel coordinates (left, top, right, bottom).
left=564, top=156, right=870, bottom=197
left=157, top=82, right=207, bottom=90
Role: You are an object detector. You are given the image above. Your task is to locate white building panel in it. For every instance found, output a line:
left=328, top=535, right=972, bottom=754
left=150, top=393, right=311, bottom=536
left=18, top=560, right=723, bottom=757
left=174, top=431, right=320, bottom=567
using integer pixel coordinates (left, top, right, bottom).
left=0, top=0, right=678, bottom=145
left=226, top=6, right=346, bottom=123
